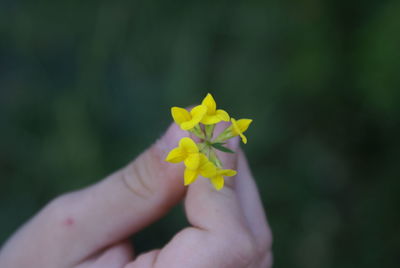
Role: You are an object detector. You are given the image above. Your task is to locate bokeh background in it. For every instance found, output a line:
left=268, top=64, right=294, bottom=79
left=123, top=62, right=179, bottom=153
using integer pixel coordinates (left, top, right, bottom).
left=1, top=1, right=400, bottom=267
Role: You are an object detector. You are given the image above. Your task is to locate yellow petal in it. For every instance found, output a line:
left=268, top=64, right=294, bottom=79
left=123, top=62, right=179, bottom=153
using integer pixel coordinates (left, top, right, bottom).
left=231, top=118, right=249, bottom=144
left=201, top=93, right=216, bottom=114
left=171, top=107, right=191, bottom=125
left=200, top=161, right=217, bottom=178
left=190, top=105, right=207, bottom=122
left=231, top=118, right=241, bottom=136
left=239, top=132, right=247, bottom=144
left=184, top=153, right=200, bottom=170
left=236, top=119, right=252, bottom=133
left=218, top=169, right=237, bottom=177
left=181, top=105, right=207, bottom=130
left=184, top=168, right=198, bottom=185
left=181, top=120, right=197, bottom=130
left=216, top=109, right=230, bottom=121
left=210, top=175, right=224, bottom=190
left=179, top=137, right=198, bottom=154
left=198, top=154, right=216, bottom=178
left=165, top=148, right=186, bottom=163
left=201, top=114, right=221, bottom=125
left=198, top=153, right=210, bottom=166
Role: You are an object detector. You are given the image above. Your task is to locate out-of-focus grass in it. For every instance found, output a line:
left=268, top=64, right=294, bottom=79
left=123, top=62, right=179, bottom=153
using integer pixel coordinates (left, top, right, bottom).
left=1, top=1, right=399, bottom=267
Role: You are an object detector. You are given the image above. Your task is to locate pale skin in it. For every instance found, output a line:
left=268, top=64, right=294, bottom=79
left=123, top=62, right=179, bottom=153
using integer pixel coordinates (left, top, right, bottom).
left=0, top=123, right=273, bottom=268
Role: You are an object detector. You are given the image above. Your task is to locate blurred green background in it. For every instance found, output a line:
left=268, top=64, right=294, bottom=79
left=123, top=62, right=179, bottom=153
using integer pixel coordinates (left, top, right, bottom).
left=1, top=0, right=400, bottom=267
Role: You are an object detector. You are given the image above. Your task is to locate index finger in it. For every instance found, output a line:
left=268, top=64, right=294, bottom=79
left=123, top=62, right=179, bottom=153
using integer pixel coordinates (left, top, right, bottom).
left=0, top=124, right=187, bottom=267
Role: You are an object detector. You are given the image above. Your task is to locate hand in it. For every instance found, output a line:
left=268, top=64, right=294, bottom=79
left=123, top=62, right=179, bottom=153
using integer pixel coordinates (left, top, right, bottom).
left=0, top=124, right=272, bottom=268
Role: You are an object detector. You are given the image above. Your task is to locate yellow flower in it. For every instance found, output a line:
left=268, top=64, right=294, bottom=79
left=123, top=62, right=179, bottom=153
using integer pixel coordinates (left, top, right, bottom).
left=171, top=105, right=207, bottom=130
left=184, top=153, right=217, bottom=186
left=165, top=137, right=200, bottom=169
left=166, top=93, right=253, bottom=190
left=209, top=168, right=237, bottom=190
left=200, top=93, right=230, bottom=125
left=231, top=118, right=252, bottom=144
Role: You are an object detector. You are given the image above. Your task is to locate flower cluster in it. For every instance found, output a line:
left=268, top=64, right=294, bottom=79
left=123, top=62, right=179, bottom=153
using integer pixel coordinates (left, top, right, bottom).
left=165, top=93, right=252, bottom=190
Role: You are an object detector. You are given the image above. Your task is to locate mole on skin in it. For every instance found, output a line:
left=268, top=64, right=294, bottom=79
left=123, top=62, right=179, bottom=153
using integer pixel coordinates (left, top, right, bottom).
left=63, top=217, right=75, bottom=227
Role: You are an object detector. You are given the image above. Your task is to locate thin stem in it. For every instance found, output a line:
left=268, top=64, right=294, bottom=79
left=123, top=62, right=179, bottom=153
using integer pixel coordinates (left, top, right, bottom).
left=205, top=124, right=215, bottom=140
left=213, top=126, right=232, bottom=143
left=197, top=142, right=207, bottom=152
left=209, top=149, right=223, bottom=168
left=190, top=125, right=205, bottom=139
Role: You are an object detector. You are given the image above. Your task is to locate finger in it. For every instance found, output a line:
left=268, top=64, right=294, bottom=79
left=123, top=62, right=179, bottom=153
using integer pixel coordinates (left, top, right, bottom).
left=235, top=149, right=273, bottom=260
left=123, top=249, right=160, bottom=268
left=0, top=124, right=187, bottom=267
left=185, top=136, right=245, bottom=232
left=75, top=241, right=133, bottom=268
left=152, top=137, right=257, bottom=267
left=261, top=251, right=274, bottom=268
left=126, top=139, right=262, bottom=268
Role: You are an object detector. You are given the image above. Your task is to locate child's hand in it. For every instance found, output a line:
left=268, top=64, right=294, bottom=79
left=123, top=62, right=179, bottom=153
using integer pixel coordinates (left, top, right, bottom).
left=0, top=124, right=272, bottom=268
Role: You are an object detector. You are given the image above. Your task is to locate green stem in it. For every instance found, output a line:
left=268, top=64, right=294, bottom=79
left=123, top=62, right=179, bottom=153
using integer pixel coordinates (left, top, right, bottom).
left=190, top=125, right=205, bottom=139
left=213, top=126, right=233, bottom=143
left=197, top=142, right=207, bottom=152
left=209, top=149, right=223, bottom=168
left=204, top=124, right=215, bottom=140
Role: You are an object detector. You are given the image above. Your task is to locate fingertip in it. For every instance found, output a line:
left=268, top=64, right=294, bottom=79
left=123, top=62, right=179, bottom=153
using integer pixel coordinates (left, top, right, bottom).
left=155, top=123, right=188, bottom=154
left=236, top=148, right=252, bottom=178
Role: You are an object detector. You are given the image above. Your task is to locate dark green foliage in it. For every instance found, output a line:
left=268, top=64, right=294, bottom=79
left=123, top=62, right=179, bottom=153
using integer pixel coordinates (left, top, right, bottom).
left=1, top=1, right=399, bottom=267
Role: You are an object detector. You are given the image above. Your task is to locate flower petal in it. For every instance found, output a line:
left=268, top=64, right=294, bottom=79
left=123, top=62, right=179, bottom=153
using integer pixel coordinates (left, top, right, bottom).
left=201, top=93, right=216, bottom=114
left=190, top=105, right=207, bottom=123
left=236, top=119, right=252, bottom=133
left=201, top=114, right=221, bottom=125
left=231, top=118, right=249, bottom=144
left=216, top=109, right=230, bottom=121
left=165, top=147, right=186, bottom=163
left=181, top=105, right=207, bottom=130
left=171, top=107, right=191, bottom=125
left=198, top=154, right=217, bottom=178
left=210, top=175, right=224, bottom=190
left=239, top=132, right=248, bottom=144
left=179, top=137, right=199, bottom=154
left=200, top=161, right=217, bottom=178
left=231, top=118, right=241, bottom=136
left=198, top=153, right=210, bottom=166
left=184, top=168, right=198, bottom=185
left=184, top=153, right=200, bottom=170
left=219, top=169, right=237, bottom=177
left=181, top=120, right=197, bottom=130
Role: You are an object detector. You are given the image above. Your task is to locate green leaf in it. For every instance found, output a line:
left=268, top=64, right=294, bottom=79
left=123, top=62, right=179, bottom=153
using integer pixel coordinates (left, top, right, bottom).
left=211, top=142, right=235, bottom=154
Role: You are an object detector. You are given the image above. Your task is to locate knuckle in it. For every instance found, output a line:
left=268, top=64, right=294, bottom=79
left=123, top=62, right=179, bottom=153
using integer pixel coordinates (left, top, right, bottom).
left=121, top=149, right=161, bottom=201
left=222, top=230, right=257, bottom=266
left=122, top=161, right=154, bottom=200
left=237, top=235, right=257, bottom=265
